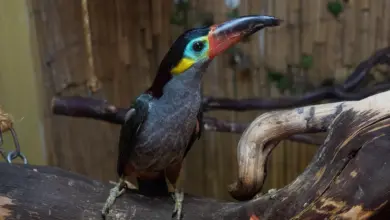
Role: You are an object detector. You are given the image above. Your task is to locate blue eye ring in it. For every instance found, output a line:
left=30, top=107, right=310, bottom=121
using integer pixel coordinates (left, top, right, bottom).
left=184, top=37, right=209, bottom=59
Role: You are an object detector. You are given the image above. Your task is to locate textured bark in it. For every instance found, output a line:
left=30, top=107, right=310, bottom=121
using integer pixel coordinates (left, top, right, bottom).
left=2, top=91, right=390, bottom=219
left=229, top=90, right=390, bottom=201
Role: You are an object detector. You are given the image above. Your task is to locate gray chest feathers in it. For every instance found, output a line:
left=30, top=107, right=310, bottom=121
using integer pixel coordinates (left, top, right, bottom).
left=131, top=74, right=202, bottom=171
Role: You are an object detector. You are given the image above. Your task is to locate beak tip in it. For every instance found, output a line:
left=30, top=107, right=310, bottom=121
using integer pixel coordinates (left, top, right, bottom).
left=264, top=16, right=283, bottom=27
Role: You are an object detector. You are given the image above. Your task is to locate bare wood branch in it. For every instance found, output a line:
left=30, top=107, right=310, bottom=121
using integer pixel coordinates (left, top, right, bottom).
left=51, top=96, right=322, bottom=145
left=229, top=90, right=390, bottom=201
left=3, top=99, right=390, bottom=219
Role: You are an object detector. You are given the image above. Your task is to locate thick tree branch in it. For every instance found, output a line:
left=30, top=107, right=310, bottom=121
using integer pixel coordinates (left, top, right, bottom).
left=203, top=46, right=390, bottom=111
left=3, top=95, right=390, bottom=219
left=229, top=90, right=390, bottom=201
left=52, top=96, right=322, bottom=145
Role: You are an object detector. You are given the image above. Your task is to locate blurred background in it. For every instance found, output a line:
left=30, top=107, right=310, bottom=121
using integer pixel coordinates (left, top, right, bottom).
left=0, top=0, right=389, bottom=201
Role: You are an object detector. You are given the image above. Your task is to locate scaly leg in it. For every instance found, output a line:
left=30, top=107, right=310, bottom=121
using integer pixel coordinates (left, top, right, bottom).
left=171, top=187, right=184, bottom=220
left=166, top=162, right=185, bottom=219
left=101, top=177, right=136, bottom=218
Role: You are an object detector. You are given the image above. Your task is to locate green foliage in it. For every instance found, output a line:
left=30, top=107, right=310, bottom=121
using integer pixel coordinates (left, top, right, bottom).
left=267, top=54, right=315, bottom=94
left=275, top=76, right=291, bottom=92
left=300, top=54, right=314, bottom=70
left=327, top=0, right=344, bottom=18
left=267, top=71, right=293, bottom=93
left=267, top=71, right=284, bottom=82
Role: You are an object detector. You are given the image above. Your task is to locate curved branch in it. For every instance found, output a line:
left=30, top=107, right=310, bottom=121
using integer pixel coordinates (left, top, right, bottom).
left=342, top=46, right=390, bottom=91
left=52, top=97, right=322, bottom=145
left=229, top=90, right=390, bottom=200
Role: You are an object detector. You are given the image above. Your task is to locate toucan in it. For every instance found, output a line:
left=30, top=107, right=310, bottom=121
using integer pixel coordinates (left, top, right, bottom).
left=102, top=15, right=280, bottom=219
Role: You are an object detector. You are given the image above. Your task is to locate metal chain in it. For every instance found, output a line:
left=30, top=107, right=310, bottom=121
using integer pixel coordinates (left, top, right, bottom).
left=0, top=128, right=28, bottom=164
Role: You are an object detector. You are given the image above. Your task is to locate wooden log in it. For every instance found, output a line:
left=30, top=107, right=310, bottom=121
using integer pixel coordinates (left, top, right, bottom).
left=2, top=91, right=390, bottom=219
left=0, top=163, right=234, bottom=220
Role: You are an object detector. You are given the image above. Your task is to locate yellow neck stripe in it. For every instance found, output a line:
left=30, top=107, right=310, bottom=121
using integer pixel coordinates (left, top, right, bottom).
left=171, top=58, right=195, bottom=75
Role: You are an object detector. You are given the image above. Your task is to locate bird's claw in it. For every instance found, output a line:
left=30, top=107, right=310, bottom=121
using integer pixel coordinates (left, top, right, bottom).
left=123, top=180, right=137, bottom=190
left=172, top=188, right=184, bottom=220
left=109, top=179, right=136, bottom=190
left=101, top=179, right=131, bottom=219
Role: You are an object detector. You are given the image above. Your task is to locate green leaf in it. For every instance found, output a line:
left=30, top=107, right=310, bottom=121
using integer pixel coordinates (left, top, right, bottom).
left=327, top=1, right=344, bottom=18
left=267, top=70, right=284, bottom=82
left=276, top=77, right=291, bottom=93
left=300, top=54, right=313, bottom=70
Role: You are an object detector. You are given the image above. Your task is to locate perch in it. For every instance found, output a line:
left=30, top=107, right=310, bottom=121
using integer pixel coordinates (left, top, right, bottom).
left=2, top=90, right=390, bottom=219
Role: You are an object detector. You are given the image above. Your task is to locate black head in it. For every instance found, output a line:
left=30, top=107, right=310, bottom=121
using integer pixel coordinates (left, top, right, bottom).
left=146, top=27, right=210, bottom=97
left=147, top=15, right=281, bottom=97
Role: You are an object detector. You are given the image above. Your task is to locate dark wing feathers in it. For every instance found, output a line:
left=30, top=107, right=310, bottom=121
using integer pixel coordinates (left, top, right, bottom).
left=183, top=108, right=203, bottom=158
left=116, top=94, right=151, bottom=177
left=116, top=93, right=202, bottom=176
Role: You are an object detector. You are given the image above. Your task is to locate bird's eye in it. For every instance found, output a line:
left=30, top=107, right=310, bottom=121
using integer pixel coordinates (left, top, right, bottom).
left=192, top=41, right=204, bottom=52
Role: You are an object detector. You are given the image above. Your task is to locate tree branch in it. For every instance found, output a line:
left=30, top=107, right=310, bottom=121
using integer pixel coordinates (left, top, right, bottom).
left=229, top=90, right=390, bottom=200
left=4, top=93, right=390, bottom=219
left=52, top=96, right=323, bottom=145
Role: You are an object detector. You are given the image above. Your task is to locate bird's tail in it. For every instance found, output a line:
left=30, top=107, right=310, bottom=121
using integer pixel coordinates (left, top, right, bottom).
left=137, top=171, right=169, bottom=196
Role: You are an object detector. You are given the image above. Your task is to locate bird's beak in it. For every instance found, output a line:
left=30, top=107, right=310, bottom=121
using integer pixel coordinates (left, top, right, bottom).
left=208, top=15, right=281, bottom=59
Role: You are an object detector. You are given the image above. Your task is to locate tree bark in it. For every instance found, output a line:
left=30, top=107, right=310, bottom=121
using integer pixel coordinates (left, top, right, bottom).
left=2, top=91, right=390, bottom=219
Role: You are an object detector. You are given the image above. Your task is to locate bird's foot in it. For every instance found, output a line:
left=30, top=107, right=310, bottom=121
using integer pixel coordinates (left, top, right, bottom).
left=109, top=179, right=137, bottom=190
left=101, top=178, right=129, bottom=219
left=123, top=180, right=137, bottom=190
left=171, top=188, right=184, bottom=220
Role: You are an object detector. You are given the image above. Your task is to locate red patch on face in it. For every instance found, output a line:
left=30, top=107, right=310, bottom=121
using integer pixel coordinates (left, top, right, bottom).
left=208, top=25, right=241, bottom=59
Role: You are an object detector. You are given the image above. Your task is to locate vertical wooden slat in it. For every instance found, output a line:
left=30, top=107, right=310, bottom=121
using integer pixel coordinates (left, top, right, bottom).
left=342, top=2, right=356, bottom=66
left=359, top=0, right=370, bottom=60
left=151, top=0, right=162, bottom=35
left=314, top=0, right=326, bottom=44
left=385, top=1, right=390, bottom=45
left=301, top=0, right=313, bottom=55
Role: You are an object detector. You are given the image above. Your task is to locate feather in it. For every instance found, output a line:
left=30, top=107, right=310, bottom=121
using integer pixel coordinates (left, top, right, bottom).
left=116, top=94, right=152, bottom=177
